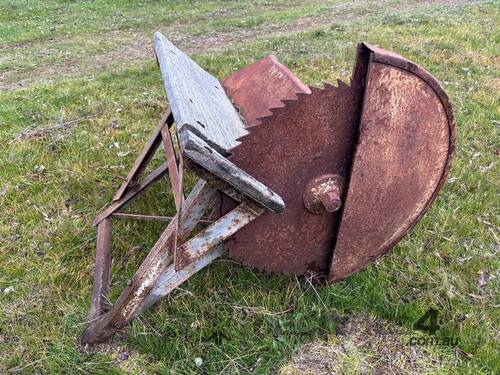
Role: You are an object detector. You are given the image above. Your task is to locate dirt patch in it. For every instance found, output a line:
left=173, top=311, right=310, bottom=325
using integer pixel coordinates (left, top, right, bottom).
left=0, top=0, right=473, bottom=91
left=280, top=313, right=452, bottom=374
left=0, top=15, right=337, bottom=91
left=82, top=342, right=153, bottom=373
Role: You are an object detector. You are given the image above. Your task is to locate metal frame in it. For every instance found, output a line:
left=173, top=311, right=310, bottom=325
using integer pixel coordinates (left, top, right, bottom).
left=82, top=112, right=264, bottom=344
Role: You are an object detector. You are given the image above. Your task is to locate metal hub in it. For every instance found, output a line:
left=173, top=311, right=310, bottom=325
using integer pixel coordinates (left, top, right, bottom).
left=303, top=174, right=344, bottom=214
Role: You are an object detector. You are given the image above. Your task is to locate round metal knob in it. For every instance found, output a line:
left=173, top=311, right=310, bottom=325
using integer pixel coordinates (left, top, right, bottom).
left=303, top=174, right=344, bottom=214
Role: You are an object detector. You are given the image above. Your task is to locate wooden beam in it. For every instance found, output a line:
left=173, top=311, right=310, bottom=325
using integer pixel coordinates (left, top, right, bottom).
left=153, top=32, right=247, bottom=154
left=82, top=180, right=217, bottom=344
left=135, top=246, right=225, bottom=317
left=82, top=218, right=177, bottom=344
left=180, top=130, right=285, bottom=213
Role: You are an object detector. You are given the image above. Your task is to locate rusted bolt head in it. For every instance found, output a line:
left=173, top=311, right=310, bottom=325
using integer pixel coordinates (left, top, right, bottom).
left=303, top=174, right=344, bottom=214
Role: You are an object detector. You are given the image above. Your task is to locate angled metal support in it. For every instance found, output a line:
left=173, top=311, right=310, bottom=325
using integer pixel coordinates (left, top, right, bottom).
left=112, top=113, right=173, bottom=202
left=93, top=113, right=175, bottom=226
left=89, top=218, right=112, bottom=320
left=82, top=186, right=262, bottom=344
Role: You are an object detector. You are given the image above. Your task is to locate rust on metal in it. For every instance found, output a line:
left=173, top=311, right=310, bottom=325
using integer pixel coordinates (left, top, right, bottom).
left=222, top=55, right=311, bottom=127
left=303, top=174, right=344, bottom=214
left=212, top=55, right=313, bottom=219
left=83, top=35, right=456, bottom=345
left=161, top=124, right=183, bottom=210
left=225, top=82, right=363, bottom=274
left=89, top=218, right=112, bottom=320
left=93, top=113, right=175, bottom=227
left=93, top=163, right=168, bottom=226
left=82, top=218, right=178, bottom=344
left=112, top=113, right=173, bottom=202
left=175, top=203, right=263, bottom=270
left=328, top=44, right=456, bottom=282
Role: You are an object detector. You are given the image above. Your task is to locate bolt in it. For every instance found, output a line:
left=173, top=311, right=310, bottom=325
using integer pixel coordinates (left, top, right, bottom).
left=303, top=174, right=344, bottom=215
left=320, top=189, right=342, bottom=213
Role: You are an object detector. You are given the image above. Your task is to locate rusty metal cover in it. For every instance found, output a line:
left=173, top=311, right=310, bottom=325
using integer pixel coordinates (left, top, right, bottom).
left=328, top=43, right=456, bottom=282
left=213, top=54, right=313, bottom=220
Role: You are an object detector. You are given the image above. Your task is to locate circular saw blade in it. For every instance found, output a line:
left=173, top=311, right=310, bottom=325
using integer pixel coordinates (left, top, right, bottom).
left=223, top=81, right=363, bottom=275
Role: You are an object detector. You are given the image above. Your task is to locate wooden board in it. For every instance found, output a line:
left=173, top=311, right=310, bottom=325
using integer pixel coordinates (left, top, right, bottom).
left=180, top=130, right=285, bottom=213
left=154, top=32, right=247, bottom=154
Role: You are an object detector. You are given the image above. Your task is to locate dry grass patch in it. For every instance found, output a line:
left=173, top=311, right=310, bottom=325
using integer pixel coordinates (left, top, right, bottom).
left=281, top=314, right=453, bottom=374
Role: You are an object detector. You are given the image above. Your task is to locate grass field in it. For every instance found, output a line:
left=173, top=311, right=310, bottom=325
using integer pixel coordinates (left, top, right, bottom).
left=0, top=0, right=499, bottom=373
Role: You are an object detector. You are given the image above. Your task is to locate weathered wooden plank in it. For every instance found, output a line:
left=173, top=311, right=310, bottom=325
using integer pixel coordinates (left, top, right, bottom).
left=176, top=179, right=216, bottom=243
left=175, top=202, right=263, bottom=269
left=112, top=113, right=172, bottom=202
left=89, top=218, right=112, bottom=320
left=135, top=246, right=225, bottom=317
left=82, top=218, right=177, bottom=344
left=180, top=130, right=285, bottom=213
left=93, top=163, right=169, bottom=226
left=153, top=32, right=247, bottom=154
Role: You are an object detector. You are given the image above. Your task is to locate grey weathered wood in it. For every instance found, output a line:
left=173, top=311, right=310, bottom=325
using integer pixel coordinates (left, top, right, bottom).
left=176, top=179, right=217, bottom=243
left=137, top=203, right=263, bottom=315
left=154, top=32, right=247, bottom=154
left=82, top=179, right=217, bottom=344
left=180, top=130, right=285, bottom=213
left=110, top=212, right=213, bottom=224
left=176, top=202, right=263, bottom=269
left=135, top=246, right=225, bottom=317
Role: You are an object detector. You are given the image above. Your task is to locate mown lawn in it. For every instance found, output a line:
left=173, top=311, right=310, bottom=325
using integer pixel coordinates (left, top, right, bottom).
left=0, top=0, right=498, bottom=373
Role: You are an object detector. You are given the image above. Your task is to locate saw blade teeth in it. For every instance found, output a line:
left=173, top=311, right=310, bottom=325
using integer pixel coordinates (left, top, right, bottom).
left=324, top=82, right=335, bottom=90
left=309, top=85, right=325, bottom=95
left=281, top=98, right=300, bottom=106
left=264, top=100, right=294, bottom=117
left=228, top=131, right=254, bottom=153
left=295, top=90, right=312, bottom=100
left=228, top=79, right=351, bottom=157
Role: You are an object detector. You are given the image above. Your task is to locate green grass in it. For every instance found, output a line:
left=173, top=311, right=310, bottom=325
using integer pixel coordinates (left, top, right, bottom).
left=1, top=0, right=499, bottom=373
